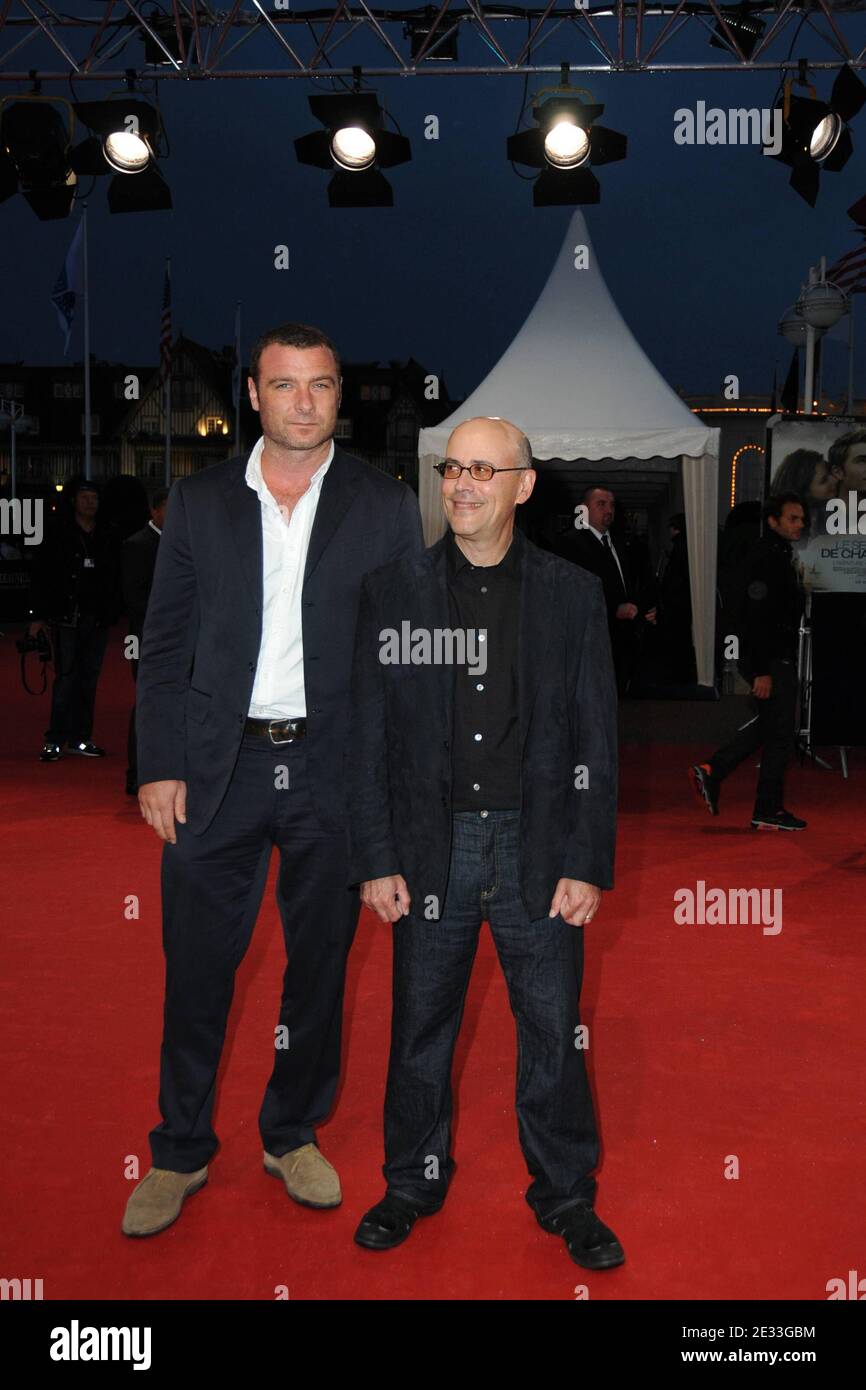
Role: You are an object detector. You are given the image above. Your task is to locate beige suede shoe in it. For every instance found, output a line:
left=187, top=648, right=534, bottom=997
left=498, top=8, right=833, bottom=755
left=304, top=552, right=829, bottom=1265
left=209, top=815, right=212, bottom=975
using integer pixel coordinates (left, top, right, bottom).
left=121, top=1165, right=209, bottom=1237
left=263, top=1143, right=342, bottom=1208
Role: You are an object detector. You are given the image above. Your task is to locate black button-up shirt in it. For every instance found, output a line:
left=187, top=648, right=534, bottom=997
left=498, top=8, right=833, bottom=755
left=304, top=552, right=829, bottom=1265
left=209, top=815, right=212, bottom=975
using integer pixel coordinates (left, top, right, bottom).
left=446, top=528, right=521, bottom=811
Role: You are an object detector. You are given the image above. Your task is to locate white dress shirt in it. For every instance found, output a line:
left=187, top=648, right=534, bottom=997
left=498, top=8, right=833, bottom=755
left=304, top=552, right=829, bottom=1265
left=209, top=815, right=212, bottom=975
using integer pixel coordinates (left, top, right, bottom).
left=245, top=434, right=334, bottom=718
left=587, top=523, right=627, bottom=595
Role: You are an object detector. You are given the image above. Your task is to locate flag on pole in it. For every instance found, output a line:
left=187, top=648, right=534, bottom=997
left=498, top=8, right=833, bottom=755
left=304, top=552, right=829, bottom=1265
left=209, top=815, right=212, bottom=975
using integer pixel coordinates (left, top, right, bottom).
left=51, top=217, right=84, bottom=355
left=231, top=301, right=241, bottom=411
left=827, top=236, right=866, bottom=296
left=159, top=260, right=173, bottom=385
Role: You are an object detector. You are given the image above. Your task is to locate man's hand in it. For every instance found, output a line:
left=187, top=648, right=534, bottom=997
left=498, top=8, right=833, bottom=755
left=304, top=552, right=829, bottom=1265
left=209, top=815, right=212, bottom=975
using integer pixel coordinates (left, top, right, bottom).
left=752, top=675, right=772, bottom=700
left=138, top=780, right=187, bottom=844
left=616, top=602, right=638, bottom=621
left=361, top=874, right=411, bottom=923
left=549, top=878, right=601, bottom=926
left=28, top=621, right=47, bottom=638
left=644, top=607, right=657, bottom=625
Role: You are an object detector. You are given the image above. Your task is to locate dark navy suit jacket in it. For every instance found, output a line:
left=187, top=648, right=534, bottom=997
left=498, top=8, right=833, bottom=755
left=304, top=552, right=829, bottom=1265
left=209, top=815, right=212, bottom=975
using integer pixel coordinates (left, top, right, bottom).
left=346, top=526, right=618, bottom=921
left=136, top=445, right=424, bottom=836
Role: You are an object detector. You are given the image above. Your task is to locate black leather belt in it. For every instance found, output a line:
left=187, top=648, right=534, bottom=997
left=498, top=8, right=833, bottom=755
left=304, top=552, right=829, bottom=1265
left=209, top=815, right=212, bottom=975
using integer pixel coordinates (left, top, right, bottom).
left=244, top=716, right=307, bottom=745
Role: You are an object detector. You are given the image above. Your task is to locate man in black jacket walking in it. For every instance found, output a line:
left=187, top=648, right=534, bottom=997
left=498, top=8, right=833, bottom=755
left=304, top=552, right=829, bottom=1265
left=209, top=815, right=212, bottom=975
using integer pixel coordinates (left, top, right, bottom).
left=692, top=492, right=806, bottom=831
left=347, top=416, right=623, bottom=1270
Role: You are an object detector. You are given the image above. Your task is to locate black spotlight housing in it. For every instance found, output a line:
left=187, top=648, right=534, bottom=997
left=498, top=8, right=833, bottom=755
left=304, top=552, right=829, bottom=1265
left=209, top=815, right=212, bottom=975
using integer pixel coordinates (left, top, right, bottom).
left=294, top=89, right=411, bottom=208
left=0, top=99, right=77, bottom=220
left=70, top=98, right=171, bottom=212
left=709, top=5, right=765, bottom=61
left=406, top=13, right=459, bottom=62
left=769, top=65, right=866, bottom=207
left=507, top=83, right=626, bottom=207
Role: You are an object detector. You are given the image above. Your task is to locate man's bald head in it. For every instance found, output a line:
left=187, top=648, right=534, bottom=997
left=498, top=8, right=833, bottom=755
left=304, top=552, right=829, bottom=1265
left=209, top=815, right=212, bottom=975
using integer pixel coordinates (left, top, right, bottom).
left=440, top=415, right=535, bottom=555
left=447, top=417, right=532, bottom=471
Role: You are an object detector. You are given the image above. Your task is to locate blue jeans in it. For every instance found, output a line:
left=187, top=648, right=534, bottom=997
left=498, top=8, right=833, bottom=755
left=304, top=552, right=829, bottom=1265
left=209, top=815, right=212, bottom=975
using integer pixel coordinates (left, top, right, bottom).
left=383, top=810, right=600, bottom=1223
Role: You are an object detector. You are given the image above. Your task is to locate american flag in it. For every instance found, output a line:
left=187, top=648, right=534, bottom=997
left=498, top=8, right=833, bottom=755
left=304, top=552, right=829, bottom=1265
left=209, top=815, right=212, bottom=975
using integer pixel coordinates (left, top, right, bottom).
left=159, top=260, right=172, bottom=386
left=827, top=236, right=866, bottom=296
left=51, top=218, right=84, bottom=355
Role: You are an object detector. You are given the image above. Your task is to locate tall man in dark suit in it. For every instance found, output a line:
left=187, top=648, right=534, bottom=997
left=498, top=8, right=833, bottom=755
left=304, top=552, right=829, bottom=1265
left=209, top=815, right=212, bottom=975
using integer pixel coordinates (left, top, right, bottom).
left=121, top=488, right=168, bottom=797
left=347, top=417, right=624, bottom=1270
left=563, top=484, right=656, bottom=695
left=122, top=322, right=424, bottom=1237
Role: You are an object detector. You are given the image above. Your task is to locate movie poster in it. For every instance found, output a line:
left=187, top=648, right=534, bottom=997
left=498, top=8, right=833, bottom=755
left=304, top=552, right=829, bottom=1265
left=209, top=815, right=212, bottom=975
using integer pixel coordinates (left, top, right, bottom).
left=768, top=416, right=866, bottom=593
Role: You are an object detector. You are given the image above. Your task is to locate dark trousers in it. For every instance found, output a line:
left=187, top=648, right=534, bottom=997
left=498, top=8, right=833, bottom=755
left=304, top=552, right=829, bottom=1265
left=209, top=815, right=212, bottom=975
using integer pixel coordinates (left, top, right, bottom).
left=149, top=732, right=360, bottom=1172
left=44, top=612, right=109, bottom=746
left=709, top=657, right=798, bottom=814
left=127, top=657, right=138, bottom=784
left=383, top=810, right=599, bottom=1224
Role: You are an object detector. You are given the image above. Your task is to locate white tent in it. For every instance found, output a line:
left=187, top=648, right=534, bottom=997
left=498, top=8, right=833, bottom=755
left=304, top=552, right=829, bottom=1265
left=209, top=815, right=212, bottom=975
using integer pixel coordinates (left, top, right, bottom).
left=418, top=211, right=721, bottom=688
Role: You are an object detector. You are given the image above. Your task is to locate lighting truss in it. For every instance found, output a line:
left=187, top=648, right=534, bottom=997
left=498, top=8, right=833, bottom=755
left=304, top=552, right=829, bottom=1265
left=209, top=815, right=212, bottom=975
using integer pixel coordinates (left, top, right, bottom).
left=1, top=3, right=865, bottom=83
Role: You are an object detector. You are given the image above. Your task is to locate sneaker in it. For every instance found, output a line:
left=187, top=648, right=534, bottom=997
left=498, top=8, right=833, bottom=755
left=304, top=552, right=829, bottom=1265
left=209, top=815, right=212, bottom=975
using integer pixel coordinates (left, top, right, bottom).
left=39, top=742, right=62, bottom=762
left=66, top=741, right=105, bottom=757
left=691, top=763, right=720, bottom=816
left=751, top=809, right=807, bottom=831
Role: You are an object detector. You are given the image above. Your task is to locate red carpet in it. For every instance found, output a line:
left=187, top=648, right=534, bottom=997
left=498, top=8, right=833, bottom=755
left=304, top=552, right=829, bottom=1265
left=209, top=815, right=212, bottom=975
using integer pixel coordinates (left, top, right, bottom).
left=2, top=628, right=865, bottom=1300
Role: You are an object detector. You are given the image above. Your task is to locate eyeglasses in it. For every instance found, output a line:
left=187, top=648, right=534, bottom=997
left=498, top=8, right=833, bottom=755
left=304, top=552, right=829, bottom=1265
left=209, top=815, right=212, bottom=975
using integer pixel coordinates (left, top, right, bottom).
left=435, top=460, right=531, bottom=482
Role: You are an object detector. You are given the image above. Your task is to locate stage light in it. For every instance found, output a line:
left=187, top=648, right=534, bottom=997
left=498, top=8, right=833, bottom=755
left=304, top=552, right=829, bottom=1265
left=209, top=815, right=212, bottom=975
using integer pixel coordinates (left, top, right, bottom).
left=709, top=6, right=765, bottom=61
left=406, top=15, right=459, bottom=62
left=543, top=119, right=590, bottom=170
left=330, top=126, right=377, bottom=172
left=767, top=64, right=866, bottom=207
left=70, top=98, right=171, bottom=213
left=295, top=85, right=411, bottom=208
left=809, top=113, right=841, bottom=162
left=506, top=69, right=626, bottom=207
left=71, top=100, right=159, bottom=173
left=0, top=98, right=77, bottom=220
left=104, top=129, right=151, bottom=174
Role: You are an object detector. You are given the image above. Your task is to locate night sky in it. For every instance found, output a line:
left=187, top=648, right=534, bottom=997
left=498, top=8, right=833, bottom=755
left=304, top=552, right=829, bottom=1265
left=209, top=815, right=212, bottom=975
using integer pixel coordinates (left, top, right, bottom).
left=3, top=17, right=866, bottom=402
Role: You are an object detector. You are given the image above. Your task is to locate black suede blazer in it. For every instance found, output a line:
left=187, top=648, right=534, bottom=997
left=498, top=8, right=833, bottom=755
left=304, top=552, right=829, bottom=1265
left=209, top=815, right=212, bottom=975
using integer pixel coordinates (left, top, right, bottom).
left=346, top=526, right=618, bottom=920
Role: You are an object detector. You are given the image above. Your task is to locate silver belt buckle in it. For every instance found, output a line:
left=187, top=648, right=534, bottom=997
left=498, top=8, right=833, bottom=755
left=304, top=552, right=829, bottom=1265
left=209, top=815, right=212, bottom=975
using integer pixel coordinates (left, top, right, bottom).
left=268, top=718, right=295, bottom=746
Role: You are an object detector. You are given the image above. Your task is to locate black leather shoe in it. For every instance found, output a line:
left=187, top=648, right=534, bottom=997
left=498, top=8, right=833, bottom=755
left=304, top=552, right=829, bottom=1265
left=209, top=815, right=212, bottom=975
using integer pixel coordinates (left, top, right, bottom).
left=541, top=1200, right=625, bottom=1270
left=354, top=1193, right=442, bottom=1251
left=66, top=740, right=105, bottom=757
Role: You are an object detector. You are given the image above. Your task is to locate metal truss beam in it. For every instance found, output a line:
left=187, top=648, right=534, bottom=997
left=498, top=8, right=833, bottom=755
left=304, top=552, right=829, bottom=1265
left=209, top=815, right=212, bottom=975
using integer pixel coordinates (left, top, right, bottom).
left=1, top=2, right=866, bottom=81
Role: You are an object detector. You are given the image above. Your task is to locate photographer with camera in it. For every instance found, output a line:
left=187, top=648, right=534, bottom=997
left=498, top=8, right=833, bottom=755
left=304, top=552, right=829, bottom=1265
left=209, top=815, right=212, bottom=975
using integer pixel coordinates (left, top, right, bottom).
left=26, top=477, right=123, bottom=762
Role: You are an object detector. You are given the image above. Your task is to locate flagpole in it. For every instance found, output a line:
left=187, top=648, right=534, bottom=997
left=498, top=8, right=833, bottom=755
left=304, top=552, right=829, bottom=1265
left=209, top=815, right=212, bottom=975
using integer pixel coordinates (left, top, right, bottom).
left=82, top=203, right=92, bottom=480
left=234, top=299, right=241, bottom=453
left=164, top=257, right=171, bottom=489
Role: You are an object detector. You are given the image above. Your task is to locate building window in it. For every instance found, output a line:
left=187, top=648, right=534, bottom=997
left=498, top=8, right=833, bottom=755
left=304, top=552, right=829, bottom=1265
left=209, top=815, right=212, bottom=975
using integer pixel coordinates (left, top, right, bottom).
left=0, top=382, right=24, bottom=397
left=203, top=416, right=227, bottom=436
left=80, top=414, right=100, bottom=436
left=335, top=418, right=352, bottom=439
left=54, top=381, right=83, bottom=399
left=380, top=385, right=391, bottom=401
left=360, top=385, right=371, bottom=401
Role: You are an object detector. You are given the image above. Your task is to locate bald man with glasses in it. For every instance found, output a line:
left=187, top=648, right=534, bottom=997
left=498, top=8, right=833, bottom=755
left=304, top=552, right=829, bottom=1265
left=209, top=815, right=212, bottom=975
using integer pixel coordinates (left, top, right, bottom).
left=346, top=417, right=623, bottom=1271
